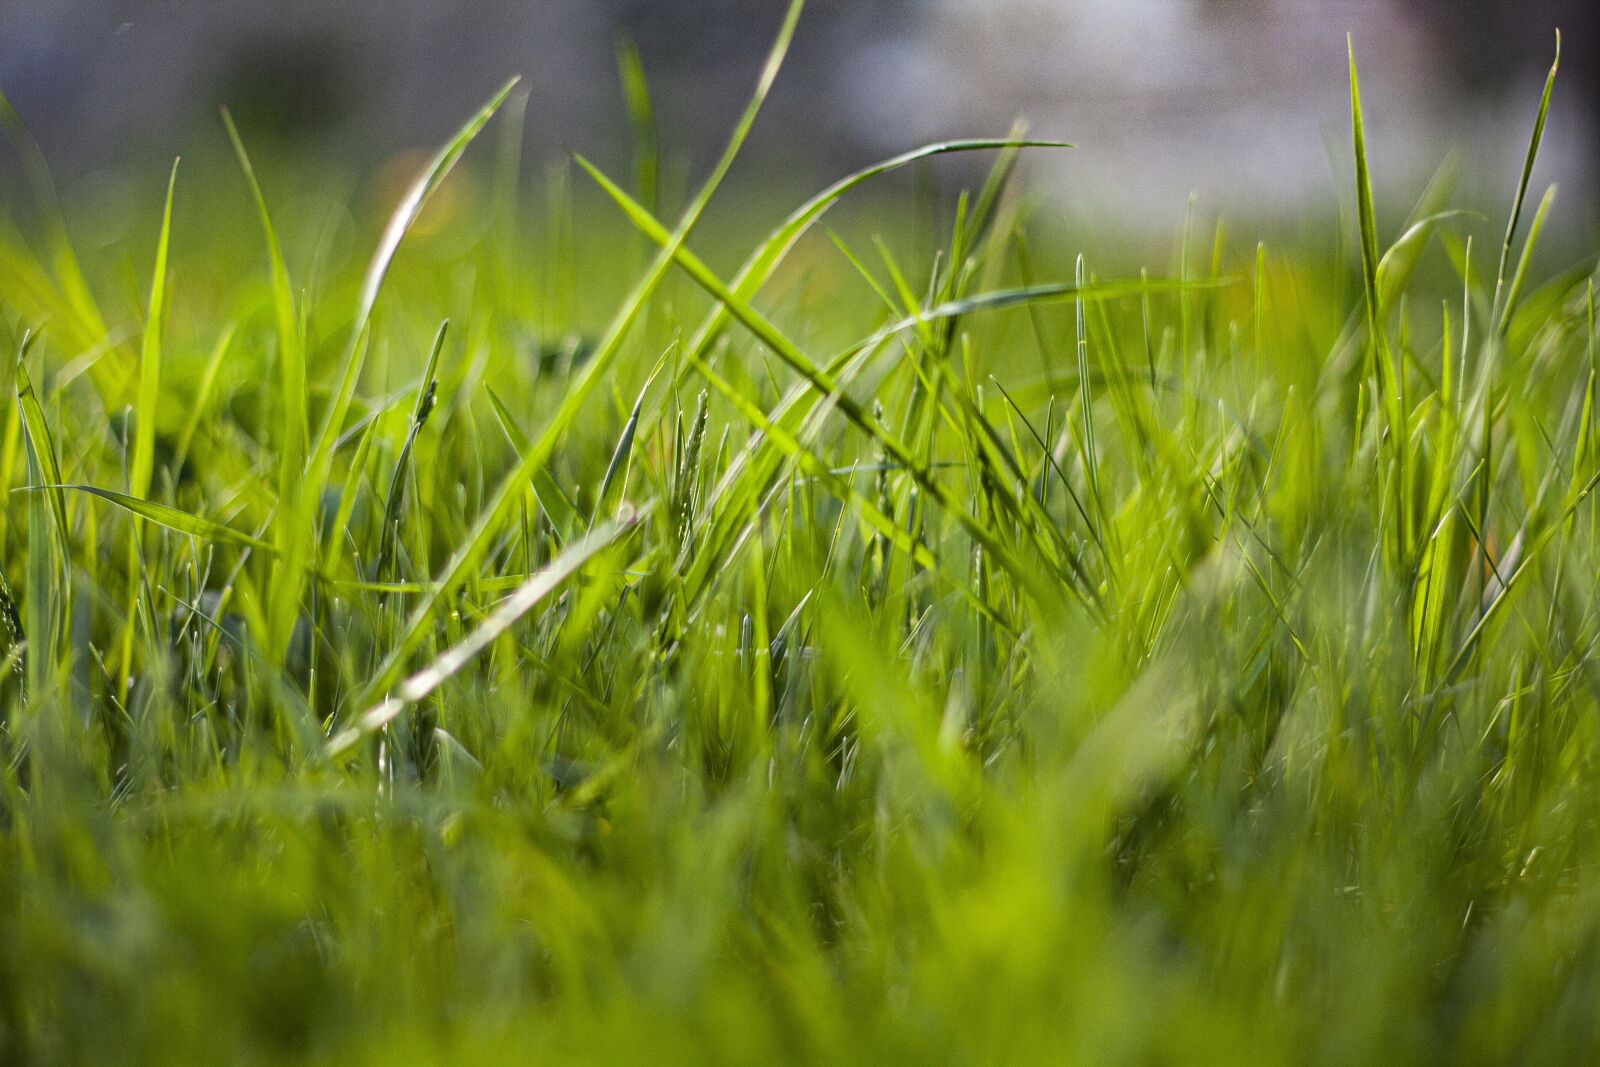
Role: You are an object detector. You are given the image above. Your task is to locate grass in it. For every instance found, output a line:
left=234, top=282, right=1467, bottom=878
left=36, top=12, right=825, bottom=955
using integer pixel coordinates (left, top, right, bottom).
left=2, top=6, right=1599, bottom=1063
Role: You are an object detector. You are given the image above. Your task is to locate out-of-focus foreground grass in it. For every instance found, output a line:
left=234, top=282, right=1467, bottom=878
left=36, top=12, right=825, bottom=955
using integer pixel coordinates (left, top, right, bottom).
left=2, top=6, right=1599, bottom=1064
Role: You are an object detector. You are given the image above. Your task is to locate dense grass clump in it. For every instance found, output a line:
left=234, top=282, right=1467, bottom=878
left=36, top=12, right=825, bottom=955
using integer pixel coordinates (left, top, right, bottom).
left=3, top=7, right=1599, bottom=1063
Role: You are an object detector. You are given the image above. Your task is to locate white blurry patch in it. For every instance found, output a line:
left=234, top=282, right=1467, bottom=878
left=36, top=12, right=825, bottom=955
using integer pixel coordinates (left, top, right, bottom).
left=839, top=0, right=1594, bottom=232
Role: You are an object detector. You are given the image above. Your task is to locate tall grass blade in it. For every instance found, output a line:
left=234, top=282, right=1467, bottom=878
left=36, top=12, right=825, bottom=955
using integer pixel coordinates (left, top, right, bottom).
left=1493, top=31, right=1560, bottom=327
left=346, top=0, right=807, bottom=715
left=268, top=78, right=519, bottom=664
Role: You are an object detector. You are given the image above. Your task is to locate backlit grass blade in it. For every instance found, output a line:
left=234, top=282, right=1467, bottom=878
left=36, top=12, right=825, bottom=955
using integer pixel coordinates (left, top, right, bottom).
left=1347, top=37, right=1384, bottom=330
left=683, top=137, right=1071, bottom=365
left=269, top=78, right=519, bottom=664
left=1497, top=184, right=1556, bottom=336
left=356, top=78, right=520, bottom=335
left=1493, top=31, right=1560, bottom=327
left=1376, top=210, right=1475, bottom=310
left=172, top=323, right=236, bottom=477
left=327, top=512, right=642, bottom=760
left=38, top=485, right=275, bottom=554
left=1075, top=255, right=1107, bottom=547
left=14, top=333, right=61, bottom=710
left=324, top=406, right=383, bottom=573
left=223, top=107, right=308, bottom=563
left=1349, top=36, right=1411, bottom=560
left=595, top=351, right=670, bottom=525
left=129, top=158, right=178, bottom=502
left=345, top=0, right=807, bottom=715
left=14, top=353, right=70, bottom=571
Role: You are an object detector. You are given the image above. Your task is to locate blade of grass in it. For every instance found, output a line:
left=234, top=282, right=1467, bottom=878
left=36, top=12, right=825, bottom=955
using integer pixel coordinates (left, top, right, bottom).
left=268, top=77, right=520, bottom=665
left=595, top=350, right=671, bottom=525
left=373, top=320, right=448, bottom=581
left=1493, top=31, right=1560, bottom=330
left=1497, top=184, right=1557, bottom=336
left=484, top=386, right=582, bottom=538
left=345, top=0, right=807, bottom=717
left=34, top=485, right=274, bottom=553
left=129, top=158, right=178, bottom=502
left=1349, top=36, right=1411, bottom=562
left=328, top=512, right=643, bottom=759
left=14, top=353, right=70, bottom=576
left=223, top=107, right=309, bottom=603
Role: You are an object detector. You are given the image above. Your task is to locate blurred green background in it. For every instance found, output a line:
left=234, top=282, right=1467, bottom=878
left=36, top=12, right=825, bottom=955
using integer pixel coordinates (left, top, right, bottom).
left=1, top=0, right=1594, bottom=231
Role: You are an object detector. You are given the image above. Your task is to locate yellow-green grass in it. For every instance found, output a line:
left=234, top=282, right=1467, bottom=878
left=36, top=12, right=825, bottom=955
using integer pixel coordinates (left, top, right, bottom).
left=1, top=8, right=1597, bottom=1064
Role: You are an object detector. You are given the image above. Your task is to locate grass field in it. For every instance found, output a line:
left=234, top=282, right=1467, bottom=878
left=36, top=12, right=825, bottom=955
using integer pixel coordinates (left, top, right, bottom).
left=3, top=5, right=1599, bottom=1063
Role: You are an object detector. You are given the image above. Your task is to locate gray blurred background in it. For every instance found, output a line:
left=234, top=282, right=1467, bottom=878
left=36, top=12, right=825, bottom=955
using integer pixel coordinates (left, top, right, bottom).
left=0, top=0, right=1595, bottom=231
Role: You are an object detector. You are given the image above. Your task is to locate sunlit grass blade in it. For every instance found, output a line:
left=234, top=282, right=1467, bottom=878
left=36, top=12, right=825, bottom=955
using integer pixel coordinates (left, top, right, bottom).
left=373, top=320, right=448, bottom=581
left=268, top=78, right=519, bottom=664
left=14, top=333, right=60, bottom=712
left=36, top=485, right=274, bottom=554
left=327, top=511, right=643, bottom=759
left=14, top=352, right=70, bottom=574
left=223, top=106, right=308, bottom=593
left=682, top=137, right=1072, bottom=369
left=346, top=0, right=807, bottom=715
left=1493, top=31, right=1560, bottom=326
left=172, top=323, right=236, bottom=477
left=1497, top=184, right=1556, bottom=335
left=595, top=350, right=670, bottom=525
left=129, top=158, right=178, bottom=502
left=1348, top=35, right=1411, bottom=561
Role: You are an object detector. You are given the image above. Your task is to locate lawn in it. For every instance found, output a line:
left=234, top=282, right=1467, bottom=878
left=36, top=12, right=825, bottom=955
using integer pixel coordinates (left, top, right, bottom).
left=2, top=5, right=1598, bottom=1064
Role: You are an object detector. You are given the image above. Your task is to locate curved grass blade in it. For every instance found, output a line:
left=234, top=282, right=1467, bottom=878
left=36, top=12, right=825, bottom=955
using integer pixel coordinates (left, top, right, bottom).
left=269, top=78, right=519, bottom=663
left=1493, top=31, right=1560, bottom=329
left=324, top=404, right=384, bottom=573
left=356, top=78, right=520, bottom=335
left=129, top=158, right=178, bottom=502
left=37, top=485, right=274, bottom=553
left=14, top=351, right=70, bottom=570
left=14, top=333, right=62, bottom=709
left=683, top=137, right=1072, bottom=365
left=1498, top=184, right=1556, bottom=336
left=172, top=322, right=237, bottom=476
left=1377, top=210, right=1477, bottom=310
left=346, top=0, right=808, bottom=716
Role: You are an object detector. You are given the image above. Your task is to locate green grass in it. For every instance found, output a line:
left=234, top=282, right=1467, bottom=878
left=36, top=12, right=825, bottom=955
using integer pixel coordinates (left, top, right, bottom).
left=3, top=8, right=1599, bottom=1063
